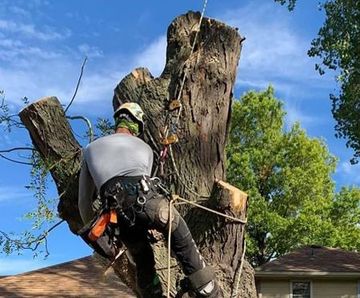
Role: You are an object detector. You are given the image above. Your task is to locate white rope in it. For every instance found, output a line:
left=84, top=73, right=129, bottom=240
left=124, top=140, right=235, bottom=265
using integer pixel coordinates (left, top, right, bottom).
left=231, top=239, right=247, bottom=298
left=163, top=0, right=209, bottom=139
left=173, top=195, right=247, bottom=224
left=167, top=199, right=174, bottom=298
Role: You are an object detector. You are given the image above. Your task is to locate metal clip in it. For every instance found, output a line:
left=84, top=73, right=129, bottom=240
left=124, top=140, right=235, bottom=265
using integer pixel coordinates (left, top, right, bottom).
left=137, top=196, right=147, bottom=205
left=140, top=177, right=150, bottom=193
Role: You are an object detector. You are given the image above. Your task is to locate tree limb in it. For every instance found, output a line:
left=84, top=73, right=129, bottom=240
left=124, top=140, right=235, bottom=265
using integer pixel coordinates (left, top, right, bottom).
left=0, top=219, right=65, bottom=257
left=0, top=147, right=35, bottom=153
left=0, top=153, right=32, bottom=165
left=64, top=56, right=88, bottom=114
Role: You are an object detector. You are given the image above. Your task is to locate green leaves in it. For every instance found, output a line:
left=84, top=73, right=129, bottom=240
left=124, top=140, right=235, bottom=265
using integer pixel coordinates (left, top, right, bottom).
left=274, top=0, right=297, bottom=11
left=308, top=0, right=360, bottom=163
left=226, top=87, right=359, bottom=266
left=330, top=187, right=360, bottom=250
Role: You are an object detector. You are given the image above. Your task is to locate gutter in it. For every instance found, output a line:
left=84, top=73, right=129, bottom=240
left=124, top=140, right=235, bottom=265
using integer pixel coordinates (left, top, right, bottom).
left=255, top=271, right=360, bottom=279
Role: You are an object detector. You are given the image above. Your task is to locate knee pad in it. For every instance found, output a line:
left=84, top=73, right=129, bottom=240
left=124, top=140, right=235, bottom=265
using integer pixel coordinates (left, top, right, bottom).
left=156, top=199, right=180, bottom=231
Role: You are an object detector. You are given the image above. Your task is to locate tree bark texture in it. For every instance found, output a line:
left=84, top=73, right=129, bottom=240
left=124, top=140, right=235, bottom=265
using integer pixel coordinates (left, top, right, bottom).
left=19, top=11, right=256, bottom=297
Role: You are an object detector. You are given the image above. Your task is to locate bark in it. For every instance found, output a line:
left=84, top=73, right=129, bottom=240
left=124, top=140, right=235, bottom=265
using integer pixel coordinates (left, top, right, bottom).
left=19, top=11, right=256, bottom=297
left=19, top=97, right=82, bottom=233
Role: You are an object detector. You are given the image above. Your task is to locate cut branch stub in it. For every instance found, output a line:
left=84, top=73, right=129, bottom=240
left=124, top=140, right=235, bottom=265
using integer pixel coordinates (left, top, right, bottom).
left=19, top=96, right=82, bottom=233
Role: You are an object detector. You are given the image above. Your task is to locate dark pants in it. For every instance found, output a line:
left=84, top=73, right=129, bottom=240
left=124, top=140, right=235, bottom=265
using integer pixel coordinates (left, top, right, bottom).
left=118, top=195, right=206, bottom=290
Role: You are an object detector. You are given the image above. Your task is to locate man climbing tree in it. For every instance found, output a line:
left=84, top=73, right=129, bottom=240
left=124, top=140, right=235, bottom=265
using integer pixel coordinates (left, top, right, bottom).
left=3, top=11, right=254, bottom=297
left=78, top=102, right=221, bottom=297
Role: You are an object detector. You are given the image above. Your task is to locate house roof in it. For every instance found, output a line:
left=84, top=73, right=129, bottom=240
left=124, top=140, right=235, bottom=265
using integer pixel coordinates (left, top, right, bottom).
left=0, top=255, right=136, bottom=297
left=256, top=246, right=360, bottom=278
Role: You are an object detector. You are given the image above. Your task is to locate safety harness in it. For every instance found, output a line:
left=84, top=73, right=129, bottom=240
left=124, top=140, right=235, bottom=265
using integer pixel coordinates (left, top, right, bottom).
left=78, top=175, right=169, bottom=258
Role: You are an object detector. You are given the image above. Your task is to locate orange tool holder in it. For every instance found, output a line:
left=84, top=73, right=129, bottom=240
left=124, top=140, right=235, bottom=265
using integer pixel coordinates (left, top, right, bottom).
left=88, top=210, right=117, bottom=241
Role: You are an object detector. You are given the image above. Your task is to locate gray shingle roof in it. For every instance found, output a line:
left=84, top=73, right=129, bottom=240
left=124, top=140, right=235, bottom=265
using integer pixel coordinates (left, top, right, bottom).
left=0, top=255, right=136, bottom=297
left=257, top=246, right=360, bottom=273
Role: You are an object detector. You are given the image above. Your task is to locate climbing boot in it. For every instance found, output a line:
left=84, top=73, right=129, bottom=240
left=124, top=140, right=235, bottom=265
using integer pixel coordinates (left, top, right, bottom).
left=138, top=274, right=164, bottom=298
left=192, top=280, right=222, bottom=297
left=178, top=266, right=223, bottom=298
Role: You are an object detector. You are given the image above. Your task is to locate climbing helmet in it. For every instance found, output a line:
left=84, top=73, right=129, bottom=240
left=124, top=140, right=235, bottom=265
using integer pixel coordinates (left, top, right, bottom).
left=113, top=102, right=144, bottom=134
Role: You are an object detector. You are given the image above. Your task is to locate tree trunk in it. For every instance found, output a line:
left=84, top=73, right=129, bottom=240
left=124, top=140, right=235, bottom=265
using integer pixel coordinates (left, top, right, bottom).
left=19, top=11, right=256, bottom=297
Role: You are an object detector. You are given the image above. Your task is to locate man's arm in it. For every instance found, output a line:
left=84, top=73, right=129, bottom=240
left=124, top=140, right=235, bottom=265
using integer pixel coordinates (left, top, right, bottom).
left=78, top=159, right=96, bottom=225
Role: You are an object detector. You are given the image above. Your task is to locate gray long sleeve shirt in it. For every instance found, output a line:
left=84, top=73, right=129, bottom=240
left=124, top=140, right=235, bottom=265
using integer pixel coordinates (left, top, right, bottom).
left=78, top=133, right=153, bottom=224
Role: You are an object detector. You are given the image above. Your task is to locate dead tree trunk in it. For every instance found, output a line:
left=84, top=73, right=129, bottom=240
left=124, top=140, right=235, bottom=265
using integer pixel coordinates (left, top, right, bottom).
left=19, top=11, right=256, bottom=297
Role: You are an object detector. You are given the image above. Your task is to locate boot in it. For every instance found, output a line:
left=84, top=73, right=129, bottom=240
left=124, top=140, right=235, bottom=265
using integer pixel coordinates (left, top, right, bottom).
left=194, top=280, right=222, bottom=298
left=177, top=277, right=223, bottom=298
left=137, top=274, right=164, bottom=298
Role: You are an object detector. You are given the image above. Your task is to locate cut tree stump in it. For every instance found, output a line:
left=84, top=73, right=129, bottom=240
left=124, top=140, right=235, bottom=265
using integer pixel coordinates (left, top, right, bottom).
left=19, top=11, right=256, bottom=298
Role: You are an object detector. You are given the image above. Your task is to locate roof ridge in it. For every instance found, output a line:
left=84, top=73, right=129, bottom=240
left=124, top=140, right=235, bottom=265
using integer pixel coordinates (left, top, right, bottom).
left=13, top=255, right=93, bottom=277
left=257, top=246, right=360, bottom=273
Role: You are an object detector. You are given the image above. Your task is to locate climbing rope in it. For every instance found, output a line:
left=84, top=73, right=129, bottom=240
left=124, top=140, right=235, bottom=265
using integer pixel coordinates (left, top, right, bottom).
left=163, top=0, right=208, bottom=139
left=151, top=1, right=248, bottom=296
left=231, top=239, right=247, bottom=298
left=155, top=0, right=209, bottom=189
left=167, top=199, right=174, bottom=298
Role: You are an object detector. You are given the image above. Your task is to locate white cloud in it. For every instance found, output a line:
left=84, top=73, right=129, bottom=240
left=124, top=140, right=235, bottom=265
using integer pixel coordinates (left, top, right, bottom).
left=338, top=161, right=360, bottom=185
left=0, top=258, right=50, bottom=275
left=220, top=2, right=331, bottom=93
left=134, top=35, right=167, bottom=77
left=71, top=70, right=126, bottom=104
left=285, top=103, right=319, bottom=129
left=0, top=186, right=30, bottom=203
left=78, top=44, right=103, bottom=58
left=0, top=33, right=167, bottom=115
left=8, top=5, right=31, bottom=17
left=0, top=44, right=63, bottom=62
left=0, top=59, right=128, bottom=118
left=0, top=19, right=70, bottom=41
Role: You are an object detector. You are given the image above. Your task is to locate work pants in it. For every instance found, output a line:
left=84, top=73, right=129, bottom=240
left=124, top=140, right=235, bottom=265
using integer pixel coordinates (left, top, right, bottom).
left=118, top=195, right=206, bottom=292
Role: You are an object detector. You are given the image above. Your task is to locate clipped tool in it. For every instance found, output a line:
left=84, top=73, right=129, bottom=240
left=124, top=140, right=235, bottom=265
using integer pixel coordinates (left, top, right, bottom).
left=169, top=99, right=182, bottom=111
left=88, top=209, right=117, bottom=241
left=160, top=134, right=179, bottom=145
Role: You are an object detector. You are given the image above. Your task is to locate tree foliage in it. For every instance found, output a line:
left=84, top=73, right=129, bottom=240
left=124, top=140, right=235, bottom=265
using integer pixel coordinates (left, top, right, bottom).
left=308, top=0, right=360, bottom=164
left=330, top=187, right=360, bottom=250
left=274, top=0, right=360, bottom=163
left=226, top=87, right=360, bottom=266
left=274, top=0, right=297, bottom=11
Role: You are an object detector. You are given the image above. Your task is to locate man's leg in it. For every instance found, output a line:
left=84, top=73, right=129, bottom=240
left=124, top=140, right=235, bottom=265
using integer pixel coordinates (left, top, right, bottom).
left=119, top=220, right=163, bottom=297
left=144, top=196, right=221, bottom=297
left=170, top=216, right=222, bottom=297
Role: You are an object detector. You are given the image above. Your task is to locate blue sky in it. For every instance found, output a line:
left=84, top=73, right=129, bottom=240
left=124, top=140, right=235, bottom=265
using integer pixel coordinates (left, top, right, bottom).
left=0, top=0, right=359, bottom=275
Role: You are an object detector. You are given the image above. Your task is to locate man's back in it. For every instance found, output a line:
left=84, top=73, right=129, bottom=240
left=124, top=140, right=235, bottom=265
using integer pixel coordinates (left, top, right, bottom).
left=84, top=133, right=153, bottom=190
